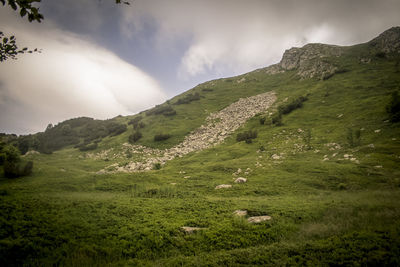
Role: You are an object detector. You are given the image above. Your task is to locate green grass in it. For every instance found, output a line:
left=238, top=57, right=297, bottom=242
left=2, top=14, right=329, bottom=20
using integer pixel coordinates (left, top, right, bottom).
left=1, top=43, right=400, bottom=266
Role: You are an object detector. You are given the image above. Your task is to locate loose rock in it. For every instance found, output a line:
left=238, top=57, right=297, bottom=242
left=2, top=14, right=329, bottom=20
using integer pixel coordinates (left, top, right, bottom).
left=215, top=184, right=232, bottom=189
left=247, top=216, right=272, bottom=223
left=233, top=210, right=248, bottom=217
left=234, top=177, right=247, bottom=183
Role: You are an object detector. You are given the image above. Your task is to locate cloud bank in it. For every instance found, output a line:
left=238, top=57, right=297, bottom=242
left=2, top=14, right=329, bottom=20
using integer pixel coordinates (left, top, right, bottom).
left=0, top=9, right=166, bottom=134
left=121, top=0, right=400, bottom=79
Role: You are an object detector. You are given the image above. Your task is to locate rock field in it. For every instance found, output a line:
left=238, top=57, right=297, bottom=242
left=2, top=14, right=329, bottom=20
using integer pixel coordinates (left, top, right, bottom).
left=99, top=91, right=276, bottom=173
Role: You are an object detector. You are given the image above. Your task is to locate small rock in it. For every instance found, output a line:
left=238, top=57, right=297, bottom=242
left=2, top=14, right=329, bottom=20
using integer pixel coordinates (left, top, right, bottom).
left=234, top=177, right=247, bottom=183
left=337, top=114, right=343, bottom=118
left=233, top=210, right=248, bottom=217
left=247, top=216, right=272, bottom=223
left=170, top=183, right=177, bottom=185
left=184, top=176, right=191, bottom=179
left=181, top=226, right=205, bottom=234
left=271, top=154, right=281, bottom=160
left=374, top=165, right=383, bottom=169
left=215, top=184, right=232, bottom=189
left=367, top=144, right=375, bottom=148
left=374, top=129, right=381, bottom=133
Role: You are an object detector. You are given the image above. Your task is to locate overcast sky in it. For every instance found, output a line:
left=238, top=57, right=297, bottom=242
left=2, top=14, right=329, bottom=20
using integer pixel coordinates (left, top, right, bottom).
left=1, top=0, right=400, bottom=135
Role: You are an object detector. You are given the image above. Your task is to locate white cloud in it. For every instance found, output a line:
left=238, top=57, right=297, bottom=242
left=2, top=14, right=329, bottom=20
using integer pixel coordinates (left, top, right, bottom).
left=0, top=9, right=166, bottom=134
left=120, top=0, right=400, bottom=79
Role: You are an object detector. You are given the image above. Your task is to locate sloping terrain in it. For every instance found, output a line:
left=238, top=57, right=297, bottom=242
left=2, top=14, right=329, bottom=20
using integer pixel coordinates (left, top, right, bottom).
left=0, top=27, right=400, bottom=266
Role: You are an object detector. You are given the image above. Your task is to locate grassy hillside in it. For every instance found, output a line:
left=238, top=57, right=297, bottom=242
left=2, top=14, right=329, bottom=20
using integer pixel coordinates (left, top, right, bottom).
left=1, top=29, right=400, bottom=266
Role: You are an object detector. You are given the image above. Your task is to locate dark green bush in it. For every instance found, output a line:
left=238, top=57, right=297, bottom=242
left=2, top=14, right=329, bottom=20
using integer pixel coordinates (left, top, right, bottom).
left=4, top=160, right=33, bottom=178
left=346, top=128, right=361, bottom=147
left=154, top=134, right=171, bottom=141
left=129, top=131, right=142, bottom=143
left=387, top=91, right=400, bottom=122
left=128, top=116, right=142, bottom=125
left=272, top=113, right=283, bottom=126
left=153, top=163, right=161, bottom=170
left=259, top=117, right=266, bottom=125
left=278, top=95, right=308, bottom=115
left=146, top=105, right=176, bottom=116
left=175, top=92, right=201, bottom=105
left=78, top=143, right=98, bottom=151
left=236, top=130, right=257, bottom=143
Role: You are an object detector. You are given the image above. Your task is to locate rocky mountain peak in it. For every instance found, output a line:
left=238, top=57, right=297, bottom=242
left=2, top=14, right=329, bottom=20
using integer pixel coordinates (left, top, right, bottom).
left=369, top=26, right=400, bottom=53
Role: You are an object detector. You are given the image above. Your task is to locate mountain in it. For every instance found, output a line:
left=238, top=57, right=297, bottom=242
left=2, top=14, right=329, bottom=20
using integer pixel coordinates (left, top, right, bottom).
left=0, top=27, right=400, bottom=266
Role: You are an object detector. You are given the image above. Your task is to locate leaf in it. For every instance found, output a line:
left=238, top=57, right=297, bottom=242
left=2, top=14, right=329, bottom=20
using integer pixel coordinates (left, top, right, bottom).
left=3, top=37, right=8, bottom=44
left=10, top=1, right=17, bottom=10
left=20, top=8, right=27, bottom=17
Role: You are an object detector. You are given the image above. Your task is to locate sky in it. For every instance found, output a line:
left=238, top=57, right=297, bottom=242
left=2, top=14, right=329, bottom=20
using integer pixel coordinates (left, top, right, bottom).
left=1, top=0, right=400, bottom=135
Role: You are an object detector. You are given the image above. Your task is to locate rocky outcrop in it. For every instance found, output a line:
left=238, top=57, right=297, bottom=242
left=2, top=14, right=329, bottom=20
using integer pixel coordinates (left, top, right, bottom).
left=369, top=26, right=400, bottom=53
left=279, top=43, right=343, bottom=79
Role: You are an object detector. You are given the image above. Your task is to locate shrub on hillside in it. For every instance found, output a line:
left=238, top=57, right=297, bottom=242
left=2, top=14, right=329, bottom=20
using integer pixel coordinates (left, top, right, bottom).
left=1, top=145, right=33, bottom=178
left=236, top=130, right=257, bottom=143
left=129, top=131, right=142, bottom=143
left=346, top=128, right=361, bottom=147
left=106, top=122, right=127, bottom=136
left=128, top=116, right=142, bottom=126
left=272, top=113, right=283, bottom=126
left=278, top=95, right=308, bottom=115
left=175, top=92, right=201, bottom=105
left=259, top=117, right=266, bottom=125
left=387, top=91, right=400, bottom=122
left=78, top=142, right=98, bottom=151
left=154, top=134, right=171, bottom=141
left=146, top=105, right=176, bottom=116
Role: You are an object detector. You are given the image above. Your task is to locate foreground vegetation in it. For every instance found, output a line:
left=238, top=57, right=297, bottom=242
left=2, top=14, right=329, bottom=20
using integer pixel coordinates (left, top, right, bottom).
left=1, top=35, right=400, bottom=265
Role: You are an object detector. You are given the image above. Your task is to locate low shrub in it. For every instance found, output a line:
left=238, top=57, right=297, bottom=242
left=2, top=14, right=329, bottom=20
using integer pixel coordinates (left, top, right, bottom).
left=272, top=113, right=283, bottom=126
left=78, top=143, right=98, bottom=151
left=129, top=131, right=142, bottom=143
left=128, top=116, right=142, bottom=125
left=4, top=160, right=33, bottom=178
left=346, top=128, right=361, bottom=147
left=153, top=163, right=161, bottom=170
left=278, top=95, right=308, bottom=115
left=146, top=105, right=176, bottom=116
left=237, top=130, right=257, bottom=143
left=154, top=134, right=171, bottom=141
left=175, top=92, right=201, bottom=105
left=387, top=91, right=400, bottom=122
left=259, top=117, right=266, bottom=125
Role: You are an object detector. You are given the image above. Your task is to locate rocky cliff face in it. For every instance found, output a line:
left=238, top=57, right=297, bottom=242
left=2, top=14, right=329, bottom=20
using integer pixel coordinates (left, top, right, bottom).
left=264, top=26, right=399, bottom=80
left=369, top=26, right=400, bottom=53
left=278, top=43, right=343, bottom=80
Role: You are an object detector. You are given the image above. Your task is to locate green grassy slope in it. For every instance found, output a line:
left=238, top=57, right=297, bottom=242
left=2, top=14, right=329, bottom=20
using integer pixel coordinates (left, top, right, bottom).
left=0, top=31, right=400, bottom=266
